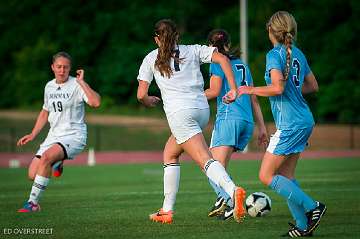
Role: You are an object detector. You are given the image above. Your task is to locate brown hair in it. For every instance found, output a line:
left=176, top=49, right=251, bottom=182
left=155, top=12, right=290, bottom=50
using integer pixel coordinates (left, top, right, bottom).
left=52, top=51, right=72, bottom=64
left=207, top=29, right=240, bottom=59
left=267, top=11, right=297, bottom=80
left=154, top=19, right=180, bottom=78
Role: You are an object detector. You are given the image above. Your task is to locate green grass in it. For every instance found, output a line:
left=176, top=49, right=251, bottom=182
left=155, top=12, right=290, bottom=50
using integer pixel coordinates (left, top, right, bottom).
left=1, top=158, right=360, bottom=238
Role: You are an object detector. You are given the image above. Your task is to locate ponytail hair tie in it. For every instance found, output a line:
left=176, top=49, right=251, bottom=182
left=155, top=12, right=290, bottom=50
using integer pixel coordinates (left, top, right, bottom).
left=216, top=33, right=224, bottom=40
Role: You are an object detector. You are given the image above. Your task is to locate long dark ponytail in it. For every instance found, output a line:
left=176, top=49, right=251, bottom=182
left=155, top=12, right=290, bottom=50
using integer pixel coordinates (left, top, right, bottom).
left=154, top=19, right=180, bottom=78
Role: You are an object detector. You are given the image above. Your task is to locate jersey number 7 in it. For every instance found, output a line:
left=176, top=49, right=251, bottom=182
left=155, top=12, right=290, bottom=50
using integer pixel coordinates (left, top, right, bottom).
left=235, top=64, right=248, bottom=86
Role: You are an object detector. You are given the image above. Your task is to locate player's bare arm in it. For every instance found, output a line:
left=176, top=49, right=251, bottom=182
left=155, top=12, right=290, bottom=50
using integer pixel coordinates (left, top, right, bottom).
left=302, top=72, right=319, bottom=94
left=211, top=51, right=237, bottom=103
left=250, top=94, right=269, bottom=150
left=205, top=75, right=222, bottom=100
left=17, top=109, right=49, bottom=146
left=76, top=69, right=101, bottom=108
left=238, top=69, right=285, bottom=97
left=137, top=80, right=161, bottom=107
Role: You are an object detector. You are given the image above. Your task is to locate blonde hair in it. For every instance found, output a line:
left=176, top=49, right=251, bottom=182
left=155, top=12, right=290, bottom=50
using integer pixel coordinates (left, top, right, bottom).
left=267, top=11, right=297, bottom=80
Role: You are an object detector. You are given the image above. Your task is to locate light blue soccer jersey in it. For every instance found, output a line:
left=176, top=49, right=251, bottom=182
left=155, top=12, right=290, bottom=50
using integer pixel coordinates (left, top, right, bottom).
left=265, top=44, right=314, bottom=130
left=210, top=58, right=254, bottom=122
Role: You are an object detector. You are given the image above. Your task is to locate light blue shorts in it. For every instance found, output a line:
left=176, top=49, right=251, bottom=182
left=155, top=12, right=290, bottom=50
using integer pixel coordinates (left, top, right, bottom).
left=167, top=108, right=210, bottom=144
left=210, top=119, right=254, bottom=151
left=267, top=126, right=313, bottom=155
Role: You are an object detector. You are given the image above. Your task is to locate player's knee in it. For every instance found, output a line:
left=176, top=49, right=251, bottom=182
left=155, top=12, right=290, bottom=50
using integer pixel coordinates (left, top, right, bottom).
left=28, top=172, right=35, bottom=181
left=38, top=153, right=52, bottom=167
left=163, top=151, right=180, bottom=164
left=258, top=171, right=271, bottom=186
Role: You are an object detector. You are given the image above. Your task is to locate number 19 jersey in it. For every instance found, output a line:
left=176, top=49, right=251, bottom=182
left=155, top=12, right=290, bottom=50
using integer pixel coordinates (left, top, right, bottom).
left=43, top=76, right=88, bottom=138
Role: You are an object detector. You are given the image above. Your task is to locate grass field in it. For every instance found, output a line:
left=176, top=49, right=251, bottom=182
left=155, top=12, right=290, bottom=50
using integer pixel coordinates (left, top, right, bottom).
left=1, top=158, right=360, bottom=238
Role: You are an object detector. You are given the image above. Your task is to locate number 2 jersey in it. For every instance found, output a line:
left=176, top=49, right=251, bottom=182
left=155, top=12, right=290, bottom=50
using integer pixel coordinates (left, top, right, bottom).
left=42, top=76, right=88, bottom=139
left=265, top=44, right=314, bottom=130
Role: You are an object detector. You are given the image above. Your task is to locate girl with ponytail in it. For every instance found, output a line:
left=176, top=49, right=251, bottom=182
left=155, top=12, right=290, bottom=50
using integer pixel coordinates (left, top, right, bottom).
left=205, top=29, right=268, bottom=220
left=238, top=11, right=326, bottom=237
left=137, top=19, right=247, bottom=224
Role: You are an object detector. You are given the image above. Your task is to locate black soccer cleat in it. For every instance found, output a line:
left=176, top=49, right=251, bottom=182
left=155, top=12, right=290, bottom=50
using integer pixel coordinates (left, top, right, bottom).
left=217, top=205, right=233, bottom=221
left=281, top=222, right=312, bottom=237
left=208, top=197, right=226, bottom=217
left=305, top=201, right=327, bottom=233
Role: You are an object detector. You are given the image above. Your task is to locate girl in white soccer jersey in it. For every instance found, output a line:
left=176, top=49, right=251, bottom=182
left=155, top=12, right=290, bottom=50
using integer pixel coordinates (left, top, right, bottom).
left=17, top=51, right=101, bottom=212
left=205, top=29, right=268, bottom=220
left=238, top=11, right=326, bottom=237
left=137, top=19, right=247, bottom=224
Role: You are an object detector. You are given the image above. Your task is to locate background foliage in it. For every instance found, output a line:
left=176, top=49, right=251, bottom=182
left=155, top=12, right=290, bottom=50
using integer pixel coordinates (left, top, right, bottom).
left=0, top=0, right=358, bottom=123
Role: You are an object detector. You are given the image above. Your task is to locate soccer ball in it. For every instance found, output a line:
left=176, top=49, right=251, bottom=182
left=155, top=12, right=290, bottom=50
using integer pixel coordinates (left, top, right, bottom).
left=245, top=192, right=272, bottom=217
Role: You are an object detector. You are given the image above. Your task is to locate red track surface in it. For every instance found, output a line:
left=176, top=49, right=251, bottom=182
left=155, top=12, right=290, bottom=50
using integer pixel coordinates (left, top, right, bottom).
left=0, top=150, right=359, bottom=168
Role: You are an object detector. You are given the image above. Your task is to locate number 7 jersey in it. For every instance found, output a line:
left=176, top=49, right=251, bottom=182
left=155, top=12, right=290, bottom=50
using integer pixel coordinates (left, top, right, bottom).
left=210, top=58, right=254, bottom=122
left=43, top=76, right=88, bottom=138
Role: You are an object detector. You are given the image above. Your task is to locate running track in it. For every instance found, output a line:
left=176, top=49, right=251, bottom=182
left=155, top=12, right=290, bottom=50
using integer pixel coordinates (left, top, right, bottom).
left=0, top=150, right=359, bottom=168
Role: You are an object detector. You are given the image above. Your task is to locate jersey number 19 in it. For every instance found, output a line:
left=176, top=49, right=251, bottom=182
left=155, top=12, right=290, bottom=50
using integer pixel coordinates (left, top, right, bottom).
left=52, top=101, right=63, bottom=112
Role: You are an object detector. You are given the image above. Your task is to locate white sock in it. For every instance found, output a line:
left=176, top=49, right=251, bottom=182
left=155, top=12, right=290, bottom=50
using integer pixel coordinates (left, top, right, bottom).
left=29, top=175, right=50, bottom=204
left=205, top=159, right=236, bottom=202
left=162, top=163, right=180, bottom=212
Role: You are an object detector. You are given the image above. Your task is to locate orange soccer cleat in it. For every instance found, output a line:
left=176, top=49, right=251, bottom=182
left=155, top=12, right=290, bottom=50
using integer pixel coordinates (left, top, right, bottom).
left=233, top=187, right=246, bottom=223
left=149, top=208, right=173, bottom=224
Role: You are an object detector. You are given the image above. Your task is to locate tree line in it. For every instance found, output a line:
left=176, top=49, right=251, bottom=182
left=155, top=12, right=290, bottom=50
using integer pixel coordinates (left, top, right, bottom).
left=0, top=0, right=358, bottom=123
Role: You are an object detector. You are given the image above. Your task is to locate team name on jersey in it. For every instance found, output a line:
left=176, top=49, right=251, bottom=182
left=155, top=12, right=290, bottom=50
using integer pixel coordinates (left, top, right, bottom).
left=49, top=93, right=71, bottom=100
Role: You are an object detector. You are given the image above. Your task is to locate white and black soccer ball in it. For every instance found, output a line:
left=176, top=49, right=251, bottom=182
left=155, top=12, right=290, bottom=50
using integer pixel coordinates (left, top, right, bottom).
left=245, top=192, right=272, bottom=217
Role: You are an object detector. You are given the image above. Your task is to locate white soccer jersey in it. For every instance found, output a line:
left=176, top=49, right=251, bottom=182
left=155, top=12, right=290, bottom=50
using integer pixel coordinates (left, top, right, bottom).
left=137, top=44, right=215, bottom=116
left=42, top=76, right=88, bottom=139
